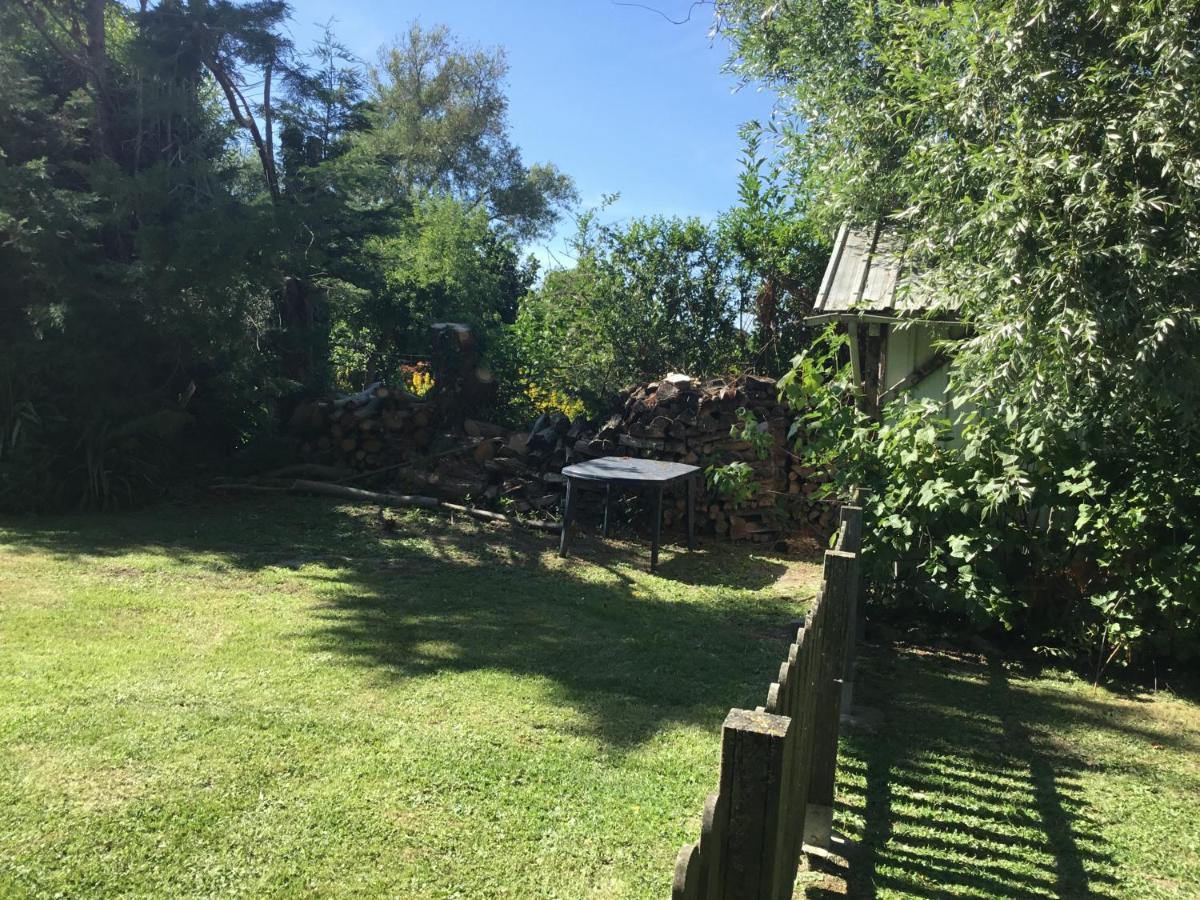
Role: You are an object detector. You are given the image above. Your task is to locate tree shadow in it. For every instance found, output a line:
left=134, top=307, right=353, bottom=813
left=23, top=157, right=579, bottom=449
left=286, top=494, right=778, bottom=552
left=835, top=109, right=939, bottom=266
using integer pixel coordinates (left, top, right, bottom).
left=0, top=494, right=815, bottom=753
left=806, top=645, right=1135, bottom=899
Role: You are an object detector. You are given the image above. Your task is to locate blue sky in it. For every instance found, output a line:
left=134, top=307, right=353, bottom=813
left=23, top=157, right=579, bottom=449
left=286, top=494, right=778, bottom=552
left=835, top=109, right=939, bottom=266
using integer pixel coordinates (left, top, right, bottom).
left=283, top=0, right=777, bottom=264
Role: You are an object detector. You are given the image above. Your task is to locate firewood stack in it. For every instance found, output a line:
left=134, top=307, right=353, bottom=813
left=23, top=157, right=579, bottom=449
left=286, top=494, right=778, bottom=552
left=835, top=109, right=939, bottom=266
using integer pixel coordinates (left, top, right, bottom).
left=414, top=413, right=589, bottom=514
left=288, top=382, right=438, bottom=471
left=283, top=373, right=836, bottom=542
left=569, top=373, right=836, bottom=541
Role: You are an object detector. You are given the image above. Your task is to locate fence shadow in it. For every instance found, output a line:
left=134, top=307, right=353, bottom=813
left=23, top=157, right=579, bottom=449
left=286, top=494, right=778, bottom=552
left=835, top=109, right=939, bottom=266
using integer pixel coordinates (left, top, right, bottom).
left=807, top=645, right=1124, bottom=899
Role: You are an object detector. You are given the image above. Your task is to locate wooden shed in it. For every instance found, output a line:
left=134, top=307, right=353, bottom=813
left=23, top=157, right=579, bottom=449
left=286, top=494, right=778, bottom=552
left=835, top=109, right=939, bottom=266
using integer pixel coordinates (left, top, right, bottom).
left=806, top=223, right=962, bottom=417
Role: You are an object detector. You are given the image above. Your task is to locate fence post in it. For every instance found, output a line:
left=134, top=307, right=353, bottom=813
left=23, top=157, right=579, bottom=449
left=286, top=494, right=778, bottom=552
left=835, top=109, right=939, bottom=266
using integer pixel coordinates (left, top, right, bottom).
left=805, top=549, right=857, bottom=849
left=835, top=504, right=864, bottom=712
left=718, top=708, right=791, bottom=900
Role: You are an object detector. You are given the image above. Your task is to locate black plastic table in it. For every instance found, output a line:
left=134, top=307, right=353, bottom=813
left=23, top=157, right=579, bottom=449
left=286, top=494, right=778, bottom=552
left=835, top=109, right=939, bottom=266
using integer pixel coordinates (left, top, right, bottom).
left=557, top=456, right=701, bottom=570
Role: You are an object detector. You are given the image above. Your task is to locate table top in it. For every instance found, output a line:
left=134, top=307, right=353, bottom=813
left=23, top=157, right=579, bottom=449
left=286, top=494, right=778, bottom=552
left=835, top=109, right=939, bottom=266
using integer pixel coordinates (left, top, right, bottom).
left=561, top=456, right=700, bottom=485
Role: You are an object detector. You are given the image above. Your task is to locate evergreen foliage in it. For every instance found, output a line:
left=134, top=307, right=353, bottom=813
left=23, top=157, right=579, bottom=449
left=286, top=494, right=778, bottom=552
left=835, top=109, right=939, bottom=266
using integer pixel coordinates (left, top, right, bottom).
left=0, top=4, right=568, bottom=510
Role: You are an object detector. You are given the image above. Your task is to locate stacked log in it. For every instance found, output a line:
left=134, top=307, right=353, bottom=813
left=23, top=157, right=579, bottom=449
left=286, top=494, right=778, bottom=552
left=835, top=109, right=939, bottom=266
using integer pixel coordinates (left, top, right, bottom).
left=569, top=373, right=837, bottom=541
left=283, top=373, right=837, bottom=542
left=415, top=413, right=587, bottom=513
left=288, top=382, right=438, bottom=472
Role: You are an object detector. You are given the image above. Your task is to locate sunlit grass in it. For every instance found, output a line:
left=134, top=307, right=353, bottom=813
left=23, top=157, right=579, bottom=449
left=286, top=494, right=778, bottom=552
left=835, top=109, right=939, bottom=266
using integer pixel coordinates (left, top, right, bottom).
left=805, top=645, right=1200, bottom=899
left=0, top=495, right=820, bottom=898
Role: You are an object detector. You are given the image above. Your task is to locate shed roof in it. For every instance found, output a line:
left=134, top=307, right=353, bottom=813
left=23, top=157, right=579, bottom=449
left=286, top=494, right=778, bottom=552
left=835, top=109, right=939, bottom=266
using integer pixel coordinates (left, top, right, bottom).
left=807, top=223, right=953, bottom=323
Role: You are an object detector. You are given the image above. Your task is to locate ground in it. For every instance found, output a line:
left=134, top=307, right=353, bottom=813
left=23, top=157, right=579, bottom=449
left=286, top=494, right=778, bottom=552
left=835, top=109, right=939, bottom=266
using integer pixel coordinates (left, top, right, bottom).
left=801, top=645, right=1200, bottom=899
left=0, top=494, right=820, bottom=898
left=1, top=496, right=1197, bottom=898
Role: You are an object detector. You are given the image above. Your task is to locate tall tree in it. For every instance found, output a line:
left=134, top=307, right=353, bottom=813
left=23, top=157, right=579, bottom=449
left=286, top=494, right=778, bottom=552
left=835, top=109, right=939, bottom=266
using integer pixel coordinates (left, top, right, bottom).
left=720, top=0, right=1200, bottom=664
left=361, top=23, right=576, bottom=242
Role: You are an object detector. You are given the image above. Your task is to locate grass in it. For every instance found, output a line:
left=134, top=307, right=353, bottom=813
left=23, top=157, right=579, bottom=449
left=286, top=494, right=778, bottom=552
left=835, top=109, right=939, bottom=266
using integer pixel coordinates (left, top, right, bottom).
left=3, top=495, right=1197, bottom=898
left=0, top=493, right=821, bottom=898
left=803, top=643, right=1200, bottom=899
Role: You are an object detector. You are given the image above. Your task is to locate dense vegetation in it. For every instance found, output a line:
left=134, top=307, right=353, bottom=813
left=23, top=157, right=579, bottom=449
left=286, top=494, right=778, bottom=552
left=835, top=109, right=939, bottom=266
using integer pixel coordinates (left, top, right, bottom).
left=4, top=0, right=1196, bottom=668
left=722, top=0, right=1200, bottom=668
left=0, top=2, right=820, bottom=511
left=0, top=3, right=559, bottom=509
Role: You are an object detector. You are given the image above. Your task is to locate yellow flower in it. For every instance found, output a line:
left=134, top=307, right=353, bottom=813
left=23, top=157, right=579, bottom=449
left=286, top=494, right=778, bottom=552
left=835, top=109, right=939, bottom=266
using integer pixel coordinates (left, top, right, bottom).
left=407, top=370, right=435, bottom=397
left=524, top=381, right=584, bottom=420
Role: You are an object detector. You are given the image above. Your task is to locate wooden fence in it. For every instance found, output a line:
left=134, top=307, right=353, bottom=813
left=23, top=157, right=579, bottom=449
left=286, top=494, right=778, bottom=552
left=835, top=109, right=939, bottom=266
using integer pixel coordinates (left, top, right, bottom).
left=671, top=502, right=864, bottom=900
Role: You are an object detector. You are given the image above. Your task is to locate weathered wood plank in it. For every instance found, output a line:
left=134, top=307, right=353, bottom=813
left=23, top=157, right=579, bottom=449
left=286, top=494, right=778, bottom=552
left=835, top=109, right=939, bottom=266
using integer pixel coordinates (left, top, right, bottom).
left=700, top=791, right=727, bottom=900
left=806, top=549, right=857, bottom=849
left=720, top=708, right=791, bottom=899
left=672, top=842, right=701, bottom=900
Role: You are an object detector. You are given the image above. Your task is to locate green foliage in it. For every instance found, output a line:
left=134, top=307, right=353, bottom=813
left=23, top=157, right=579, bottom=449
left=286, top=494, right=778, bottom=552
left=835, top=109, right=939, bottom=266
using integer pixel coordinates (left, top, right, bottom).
left=725, top=0, right=1200, bottom=666
left=0, top=5, right=571, bottom=508
left=1, top=1, right=287, bottom=510
left=720, top=126, right=829, bottom=373
left=509, top=208, right=751, bottom=412
left=333, top=196, right=535, bottom=388
left=358, top=23, right=577, bottom=243
left=733, top=406, right=775, bottom=460
left=706, top=407, right=777, bottom=506
left=706, top=460, right=759, bottom=507
left=776, top=326, right=862, bottom=474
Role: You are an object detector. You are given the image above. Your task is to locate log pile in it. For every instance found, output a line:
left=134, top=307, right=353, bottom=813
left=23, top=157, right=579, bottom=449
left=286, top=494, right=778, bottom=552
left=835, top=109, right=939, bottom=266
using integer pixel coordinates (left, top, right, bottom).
left=412, top=413, right=587, bottom=515
left=569, top=373, right=836, bottom=541
left=282, top=372, right=836, bottom=542
left=288, top=382, right=439, bottom=472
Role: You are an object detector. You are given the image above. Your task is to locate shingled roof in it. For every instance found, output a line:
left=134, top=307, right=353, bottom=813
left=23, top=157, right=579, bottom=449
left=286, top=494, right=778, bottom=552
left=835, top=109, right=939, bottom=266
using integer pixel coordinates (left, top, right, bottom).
left=807, top=223, right=953, bottom=322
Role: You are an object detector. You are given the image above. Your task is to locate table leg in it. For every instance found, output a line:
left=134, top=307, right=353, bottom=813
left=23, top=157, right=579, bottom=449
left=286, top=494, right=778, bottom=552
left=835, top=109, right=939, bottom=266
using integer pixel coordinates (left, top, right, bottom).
left=558, top=477, right=576, bottom=558
left=687, top=475, right=696, bottom=551
left=651, top=484, right=663, bottom=571
left=602, top=483, right=612, bottom=538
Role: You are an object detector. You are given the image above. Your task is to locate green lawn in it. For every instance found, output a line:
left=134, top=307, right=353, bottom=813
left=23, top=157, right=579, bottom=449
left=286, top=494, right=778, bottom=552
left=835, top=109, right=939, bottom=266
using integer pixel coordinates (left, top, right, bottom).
left=3, top=497, right=1197, bottom=898
left=803, top=643, right=1200, bottom=899
left=0, top=494, right=820, bottom=898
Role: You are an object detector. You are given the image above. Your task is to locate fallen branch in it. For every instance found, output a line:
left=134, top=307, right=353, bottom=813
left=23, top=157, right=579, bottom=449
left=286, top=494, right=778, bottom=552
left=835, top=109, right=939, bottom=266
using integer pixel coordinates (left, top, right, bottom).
left=441, top=501, right=561, bottom=532
left=339, top=460, right=418, bottom=484
left=216, top=478, right=561, bottom=533
left=291, top=479, right=440, bottom=509
left=266, top=463, right=355, bottom=480
left=211, top=483, right=291, bottom=493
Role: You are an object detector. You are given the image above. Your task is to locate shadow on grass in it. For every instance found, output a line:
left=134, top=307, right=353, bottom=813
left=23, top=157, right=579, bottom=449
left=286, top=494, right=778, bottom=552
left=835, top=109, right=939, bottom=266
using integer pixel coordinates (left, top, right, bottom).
left=805, top=645, right=1136, bottom=899
left=0, top=493, right=817, bottom=752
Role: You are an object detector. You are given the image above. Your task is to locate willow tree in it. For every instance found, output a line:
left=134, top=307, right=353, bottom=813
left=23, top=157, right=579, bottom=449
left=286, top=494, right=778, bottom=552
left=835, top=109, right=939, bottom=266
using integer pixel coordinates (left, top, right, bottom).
left=720, top=0, right=1200, bottom=666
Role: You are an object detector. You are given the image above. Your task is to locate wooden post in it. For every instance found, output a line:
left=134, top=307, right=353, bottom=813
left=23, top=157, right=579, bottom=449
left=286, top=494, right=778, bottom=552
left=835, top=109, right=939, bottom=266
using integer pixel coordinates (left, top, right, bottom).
left=686, top=474, right=696, bottom=551
left=719, top=708, right=791, bottom=899
left=651, top=484, right=664, bottom=570
left=558, top=477, right=576, bottom=557
left=805, top=550, right=856, bottom=849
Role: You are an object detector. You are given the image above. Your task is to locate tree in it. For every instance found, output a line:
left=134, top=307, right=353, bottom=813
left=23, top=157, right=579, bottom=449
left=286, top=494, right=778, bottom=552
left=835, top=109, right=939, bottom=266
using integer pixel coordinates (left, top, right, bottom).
left=278, top=23, right=369, bottom=170
left=1, top=0, right=284, bottom=510
left=720, top=125, right=829, bottom=374
left=510, top=210, right=750, bottom=411
left=360, top=23, right=576, bottom=242
left=721, top=0, right=1200, bottom=666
